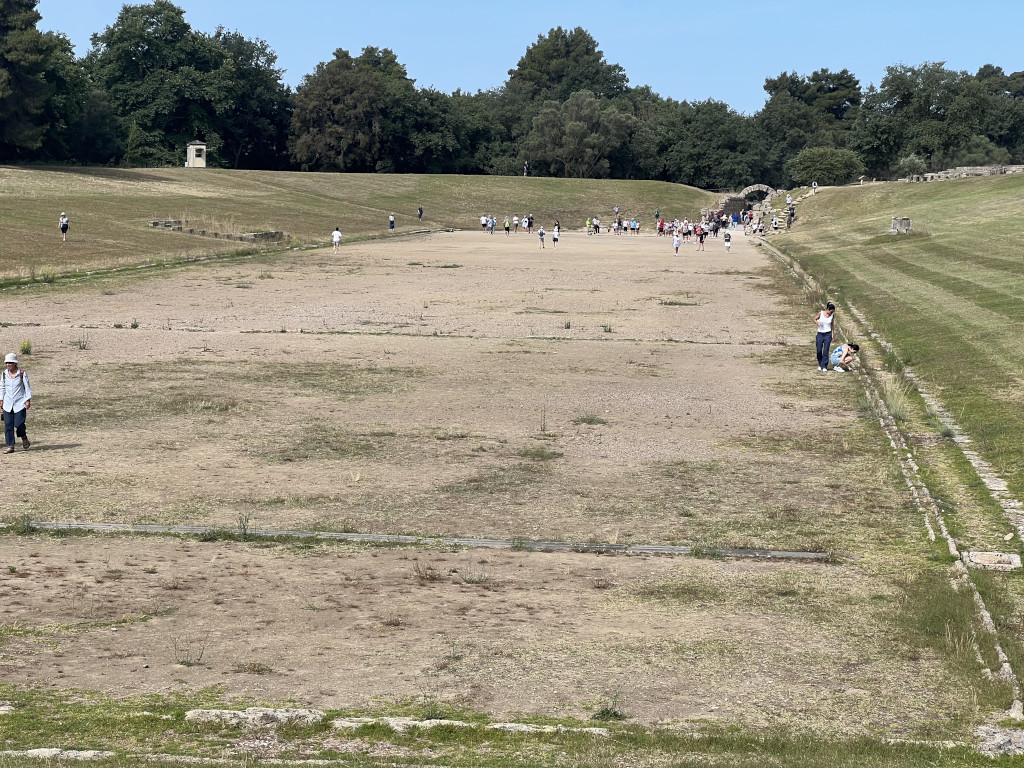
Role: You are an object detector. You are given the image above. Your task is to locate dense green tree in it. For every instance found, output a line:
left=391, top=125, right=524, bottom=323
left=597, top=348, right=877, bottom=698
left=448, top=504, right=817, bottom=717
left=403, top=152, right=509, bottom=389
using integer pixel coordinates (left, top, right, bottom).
left=0, top=0, right=60, bottom=159
left=786, top=146, right=864, bottom=185
left=896, top=153, right=927, bottom=177
left=499, top=26, right=628, bottom=154
left=212, top=29, right=291, bottom=169
left=755, top=92, right=824, bottom=184
left=289, top=47, right=421, bottom=172
left=655, top=100, right=766, bottom=189
left=506, top=27, right=627, bottom=104
left=526, top=90, right=633, bottom=178
left=88, top=1, right=289, bottom=167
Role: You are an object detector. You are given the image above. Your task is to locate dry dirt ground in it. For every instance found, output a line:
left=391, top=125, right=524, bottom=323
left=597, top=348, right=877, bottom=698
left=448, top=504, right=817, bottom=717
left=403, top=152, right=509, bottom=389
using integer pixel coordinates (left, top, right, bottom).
left=0, top=229, right=953, bottom=736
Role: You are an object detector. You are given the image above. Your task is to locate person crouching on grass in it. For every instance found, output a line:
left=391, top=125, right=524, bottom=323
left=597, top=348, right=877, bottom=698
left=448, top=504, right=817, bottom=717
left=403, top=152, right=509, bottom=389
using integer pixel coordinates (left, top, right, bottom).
left=1, top=353, right=31, bottom=453
left=830, top=343, right=859, bottom=372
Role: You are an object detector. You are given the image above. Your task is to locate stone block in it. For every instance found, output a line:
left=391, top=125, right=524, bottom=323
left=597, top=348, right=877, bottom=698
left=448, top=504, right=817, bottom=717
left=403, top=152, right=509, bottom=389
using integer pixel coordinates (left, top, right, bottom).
left=963, top=551, right=1022, bottom=571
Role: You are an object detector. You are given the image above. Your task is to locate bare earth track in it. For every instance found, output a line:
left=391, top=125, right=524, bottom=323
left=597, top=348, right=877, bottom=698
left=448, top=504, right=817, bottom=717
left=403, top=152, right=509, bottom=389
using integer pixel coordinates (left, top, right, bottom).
left=0, top=227, right=976, bottom=745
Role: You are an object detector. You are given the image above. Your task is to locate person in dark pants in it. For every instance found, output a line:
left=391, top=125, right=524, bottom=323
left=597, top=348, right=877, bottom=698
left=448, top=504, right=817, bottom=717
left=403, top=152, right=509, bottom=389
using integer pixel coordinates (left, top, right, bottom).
left=418, top=205, right=423, bottom=221
left=814, top=302, right=835, bottom=372
left=1, top=353, right=32, bottom=453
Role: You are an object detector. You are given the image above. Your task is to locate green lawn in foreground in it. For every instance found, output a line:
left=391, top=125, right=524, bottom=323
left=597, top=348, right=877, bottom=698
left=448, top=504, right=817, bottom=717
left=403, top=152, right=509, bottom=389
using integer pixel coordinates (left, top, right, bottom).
left=0, top=167, right=717, bottom=279
left=775, top=175, right=1024, bottom=499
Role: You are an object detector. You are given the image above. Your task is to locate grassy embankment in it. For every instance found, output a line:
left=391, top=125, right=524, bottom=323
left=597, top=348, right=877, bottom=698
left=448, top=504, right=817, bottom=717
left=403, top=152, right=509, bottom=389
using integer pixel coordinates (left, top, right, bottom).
left=0, top=166, right=716, bottom=281
left=772, top=173, right=1024, bottom=699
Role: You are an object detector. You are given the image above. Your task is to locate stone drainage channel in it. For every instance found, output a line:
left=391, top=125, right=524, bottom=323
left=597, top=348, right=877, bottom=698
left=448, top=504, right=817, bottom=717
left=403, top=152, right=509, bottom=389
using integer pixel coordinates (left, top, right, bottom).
left=18, top=521, right=829, bottom=561
left=761, top=239, right=1024, bottom=751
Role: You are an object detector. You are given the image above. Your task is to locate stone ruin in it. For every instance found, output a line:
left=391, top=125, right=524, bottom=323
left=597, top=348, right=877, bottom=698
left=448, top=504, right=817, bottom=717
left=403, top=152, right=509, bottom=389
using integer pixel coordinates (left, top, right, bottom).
left=902, top=163, right=1024, bottom=183
left=150, top=219, right=286, bottom=243
left=889, top=217, right=912, bottom=234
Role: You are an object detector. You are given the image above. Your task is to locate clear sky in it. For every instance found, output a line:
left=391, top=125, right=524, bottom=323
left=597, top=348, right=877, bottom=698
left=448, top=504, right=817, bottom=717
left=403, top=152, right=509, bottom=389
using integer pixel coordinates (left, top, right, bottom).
left=36, top=0, right=1024, bottom=115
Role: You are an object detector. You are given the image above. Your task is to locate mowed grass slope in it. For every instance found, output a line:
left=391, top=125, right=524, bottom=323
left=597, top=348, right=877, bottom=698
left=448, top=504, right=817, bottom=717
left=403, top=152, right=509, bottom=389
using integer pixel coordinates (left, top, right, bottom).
left=777, top=175, right=1024, bottom=497
left=0, top=166, right=716, bottom=279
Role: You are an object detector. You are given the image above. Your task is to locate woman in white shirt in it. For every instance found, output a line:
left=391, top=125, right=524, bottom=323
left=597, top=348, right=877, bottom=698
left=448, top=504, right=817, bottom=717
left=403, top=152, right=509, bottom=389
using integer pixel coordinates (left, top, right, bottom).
left=814, top=302, right=835, bottom=372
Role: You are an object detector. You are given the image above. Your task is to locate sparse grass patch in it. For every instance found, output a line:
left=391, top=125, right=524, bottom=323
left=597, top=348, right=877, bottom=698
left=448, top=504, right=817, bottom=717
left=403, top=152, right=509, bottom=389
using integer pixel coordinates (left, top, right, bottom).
left=440, top=464, right=545, bottom=496
left=634, top=575, right=725, bottom=605
left=18, top=340, right=32, bottom=356
left=413, top=560, right=444, bottom=583
left=516, top=445, right=563, bottom=461
left=879, top=375, right=915, bottom=423
left=591, top=690, right=628, bottom=722
left=572, top=413, right=608, bottom=426
left=172, top=631, right=210, bottom=666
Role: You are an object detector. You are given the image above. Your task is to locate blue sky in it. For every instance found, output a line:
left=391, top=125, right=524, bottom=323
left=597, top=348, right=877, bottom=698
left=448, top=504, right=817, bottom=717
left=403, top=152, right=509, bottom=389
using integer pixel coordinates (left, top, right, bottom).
left=37, top=0, right=1024, bottom=115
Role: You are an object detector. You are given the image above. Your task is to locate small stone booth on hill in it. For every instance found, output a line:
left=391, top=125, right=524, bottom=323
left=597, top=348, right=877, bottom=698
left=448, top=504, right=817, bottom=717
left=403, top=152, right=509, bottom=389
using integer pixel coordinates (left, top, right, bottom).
left=185, top=141, right=207, bottom=168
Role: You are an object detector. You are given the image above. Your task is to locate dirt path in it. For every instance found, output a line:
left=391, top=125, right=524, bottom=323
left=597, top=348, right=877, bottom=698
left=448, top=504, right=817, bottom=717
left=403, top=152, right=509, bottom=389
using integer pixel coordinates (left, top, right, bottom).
left=0, top=229, right=828, bottom=543
left=0, top=228, right=947, bottom=735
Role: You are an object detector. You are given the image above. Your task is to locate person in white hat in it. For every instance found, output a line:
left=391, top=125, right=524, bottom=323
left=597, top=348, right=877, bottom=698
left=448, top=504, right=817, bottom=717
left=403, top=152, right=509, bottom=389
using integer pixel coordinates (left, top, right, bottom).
left=59, top=212, right=70, bottom=242
left=1, top=352, right=31, bottom=453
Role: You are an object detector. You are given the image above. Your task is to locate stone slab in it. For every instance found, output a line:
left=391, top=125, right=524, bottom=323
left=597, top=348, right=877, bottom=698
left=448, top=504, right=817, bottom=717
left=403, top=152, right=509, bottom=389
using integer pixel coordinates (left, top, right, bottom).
left=963, top=551, right=1022, bottom=571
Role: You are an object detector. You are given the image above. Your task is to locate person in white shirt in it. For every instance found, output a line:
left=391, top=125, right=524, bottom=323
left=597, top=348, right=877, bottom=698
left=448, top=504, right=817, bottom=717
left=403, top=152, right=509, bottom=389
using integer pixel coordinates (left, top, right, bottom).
left=512, top=215, right=519, bottom=234
left=537, top=225, right=546, bottom=249
left=814, top=302, right=835, bottom=372
left=1, top=352, right=32, bottom=453
left=552, top=221, right=560, bottom=248
left=331, top=227, right=342, bottom=253
left=480, top=215, right=488, bottom=232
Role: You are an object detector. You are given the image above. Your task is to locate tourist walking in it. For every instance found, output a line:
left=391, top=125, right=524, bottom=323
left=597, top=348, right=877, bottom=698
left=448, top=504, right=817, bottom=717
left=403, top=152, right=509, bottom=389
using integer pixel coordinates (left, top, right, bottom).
left=552, top=221, right=559, bottom=248
left=417, top=204, right=423, bottom=221
left=504, top=216, right=511, bottom=236
left=723, top=230, right=732, bottom=252
left=388, top=213, right=395, bottom=233
left=1, top=353, right=31, bottom=453
left=538, top=225, right=546, bottom=249
left=513, top=214, right=520, bottom=234
left=814, top=302, right=835, bottom=372
left=59, top=212, right=70, bottom=242
left=331, top=226, right=342, bottom=253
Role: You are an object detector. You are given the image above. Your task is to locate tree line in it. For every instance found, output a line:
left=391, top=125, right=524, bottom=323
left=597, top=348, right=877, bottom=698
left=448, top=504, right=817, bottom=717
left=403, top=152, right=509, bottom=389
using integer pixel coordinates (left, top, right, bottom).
left=5, top=0, right=1024, bottom=188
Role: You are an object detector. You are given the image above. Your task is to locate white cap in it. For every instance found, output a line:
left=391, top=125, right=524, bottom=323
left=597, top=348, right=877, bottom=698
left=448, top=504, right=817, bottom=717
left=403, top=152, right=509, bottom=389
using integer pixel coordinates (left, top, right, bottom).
left=4, top=353, right=18, bottom=365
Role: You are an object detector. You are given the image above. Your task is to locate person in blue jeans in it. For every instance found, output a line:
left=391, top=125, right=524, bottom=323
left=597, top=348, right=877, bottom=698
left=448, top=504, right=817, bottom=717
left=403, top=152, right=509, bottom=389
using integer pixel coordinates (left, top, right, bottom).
left=1, top=352, right=32, bottom=453
left=814, top=302, right=835, bottom=372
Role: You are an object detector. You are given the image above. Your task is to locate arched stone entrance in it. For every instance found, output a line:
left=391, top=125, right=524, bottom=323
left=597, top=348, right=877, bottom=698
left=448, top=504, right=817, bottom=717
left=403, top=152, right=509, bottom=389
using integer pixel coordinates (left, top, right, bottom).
left=738, top=184, right=779, bottom=201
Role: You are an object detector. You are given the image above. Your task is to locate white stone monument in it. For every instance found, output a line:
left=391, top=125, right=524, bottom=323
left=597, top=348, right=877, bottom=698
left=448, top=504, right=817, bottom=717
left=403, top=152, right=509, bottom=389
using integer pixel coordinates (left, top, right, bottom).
left=185, top=140, right=207, bottom=168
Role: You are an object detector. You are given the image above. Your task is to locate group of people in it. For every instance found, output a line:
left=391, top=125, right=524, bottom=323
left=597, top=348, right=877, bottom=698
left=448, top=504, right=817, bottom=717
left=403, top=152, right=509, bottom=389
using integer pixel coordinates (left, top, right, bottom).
left=480, top=214, right=542, bottom=236
left=814, top=302, right=859, bottom=372
left=670, top=225, right=732, bottom=254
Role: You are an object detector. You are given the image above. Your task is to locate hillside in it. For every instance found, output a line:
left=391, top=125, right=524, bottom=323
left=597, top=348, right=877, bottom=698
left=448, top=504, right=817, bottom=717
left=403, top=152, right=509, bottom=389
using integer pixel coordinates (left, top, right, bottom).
left=775, top=173, right=1024, bottom=496
left=0, top=167, right=717, bottom=280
